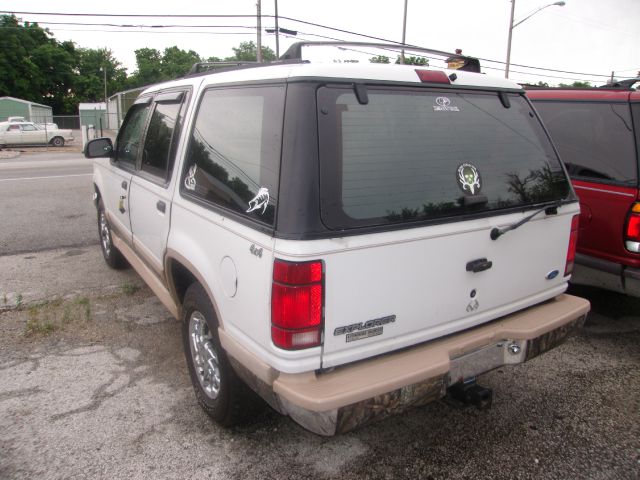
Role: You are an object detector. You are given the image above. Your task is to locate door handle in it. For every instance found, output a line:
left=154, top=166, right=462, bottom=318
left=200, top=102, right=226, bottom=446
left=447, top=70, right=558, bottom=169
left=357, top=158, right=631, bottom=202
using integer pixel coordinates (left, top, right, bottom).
left=466, top=258, right=493, bottom=273
left=121, top=180, right=127, bottom=190
left=156, top=200, right=166, bottom=213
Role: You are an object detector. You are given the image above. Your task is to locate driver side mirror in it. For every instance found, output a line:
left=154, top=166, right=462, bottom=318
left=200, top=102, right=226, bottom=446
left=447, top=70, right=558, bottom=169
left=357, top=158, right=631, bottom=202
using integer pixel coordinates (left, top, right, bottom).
left=84, top=138, right=113, bottom=159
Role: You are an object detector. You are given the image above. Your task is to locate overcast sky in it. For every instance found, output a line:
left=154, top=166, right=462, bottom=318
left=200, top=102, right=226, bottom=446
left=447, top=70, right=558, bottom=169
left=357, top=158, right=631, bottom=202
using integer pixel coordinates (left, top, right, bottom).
left=2, top=0, right=638, bottom=86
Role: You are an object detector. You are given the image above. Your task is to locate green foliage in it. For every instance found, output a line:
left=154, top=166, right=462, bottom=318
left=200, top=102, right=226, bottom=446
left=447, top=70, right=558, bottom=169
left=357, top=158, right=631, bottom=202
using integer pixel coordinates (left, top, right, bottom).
left=369, top=55, right=390, bottom=64
left=0, top=17, right=287, bottom=113
left=127, top=46, right=203, bottom=88
left=558, top=81, right=591, bottom=88
left=395, top=55, right=428, bottom=66
left=226, top=41, right=276, bottom=62
left=0, top=15, right=75, bottom=110
left=121, top=282, right=140, bottom=296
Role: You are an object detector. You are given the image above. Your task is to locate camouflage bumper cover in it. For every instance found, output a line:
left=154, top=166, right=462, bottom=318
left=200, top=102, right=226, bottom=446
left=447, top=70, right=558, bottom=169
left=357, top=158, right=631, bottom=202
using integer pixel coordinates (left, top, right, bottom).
left=276, top=312, right=587, bottom=435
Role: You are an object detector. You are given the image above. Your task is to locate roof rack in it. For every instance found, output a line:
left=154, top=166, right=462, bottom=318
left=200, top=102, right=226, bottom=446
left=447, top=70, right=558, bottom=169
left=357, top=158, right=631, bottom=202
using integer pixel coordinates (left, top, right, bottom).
left=279, top=41, right=481, bottom=73
left=184, top=41, right=482, bottom=79
left=187, top=61, right=260, bottom=75
left=599, top=77, right=639, bottom=90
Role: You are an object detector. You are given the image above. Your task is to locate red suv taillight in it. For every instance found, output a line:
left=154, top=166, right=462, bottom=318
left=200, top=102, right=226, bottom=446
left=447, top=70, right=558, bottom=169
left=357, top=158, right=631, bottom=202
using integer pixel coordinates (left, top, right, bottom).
left=565, top=215, right=580, bottom=277
left=625, top=203, right=640, bottom=253
left=271, top=259, right=323, bottom=350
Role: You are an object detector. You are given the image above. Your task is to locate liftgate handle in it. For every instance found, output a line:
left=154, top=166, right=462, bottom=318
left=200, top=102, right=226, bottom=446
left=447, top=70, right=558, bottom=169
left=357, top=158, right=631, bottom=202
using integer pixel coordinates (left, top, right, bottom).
left=466, top=258, right=493, bottom=273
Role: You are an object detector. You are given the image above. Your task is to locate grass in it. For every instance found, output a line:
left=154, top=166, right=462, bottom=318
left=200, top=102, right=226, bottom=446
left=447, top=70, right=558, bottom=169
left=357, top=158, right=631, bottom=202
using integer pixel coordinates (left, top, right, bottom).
left=121, top=282, right=140, bottom=296
left=23, top=296, right=92, bottom=337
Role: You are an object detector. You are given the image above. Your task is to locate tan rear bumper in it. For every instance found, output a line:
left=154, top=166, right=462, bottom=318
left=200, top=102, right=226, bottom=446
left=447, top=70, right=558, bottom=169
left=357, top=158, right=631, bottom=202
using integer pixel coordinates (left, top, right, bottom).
left=223, top=294, right=590, bottom=435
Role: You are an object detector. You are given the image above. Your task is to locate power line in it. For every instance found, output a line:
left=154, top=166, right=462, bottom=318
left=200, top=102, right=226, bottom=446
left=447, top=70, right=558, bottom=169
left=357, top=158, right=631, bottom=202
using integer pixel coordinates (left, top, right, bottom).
left=0, top=10, right=618, bottom=79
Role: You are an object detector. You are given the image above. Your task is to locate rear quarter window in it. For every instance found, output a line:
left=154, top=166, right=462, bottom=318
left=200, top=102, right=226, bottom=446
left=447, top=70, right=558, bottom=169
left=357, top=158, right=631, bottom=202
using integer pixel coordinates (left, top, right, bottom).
left=533, top=100, right=637, bottom=186
left=180, top=85, right=285, bottom=227
left=318, top=86, right=570, bottom=229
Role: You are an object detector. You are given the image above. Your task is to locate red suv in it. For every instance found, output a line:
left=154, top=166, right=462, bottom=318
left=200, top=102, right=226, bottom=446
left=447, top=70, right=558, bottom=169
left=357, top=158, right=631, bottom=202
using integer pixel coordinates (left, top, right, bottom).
left=528, top=80, right=640, bottom=296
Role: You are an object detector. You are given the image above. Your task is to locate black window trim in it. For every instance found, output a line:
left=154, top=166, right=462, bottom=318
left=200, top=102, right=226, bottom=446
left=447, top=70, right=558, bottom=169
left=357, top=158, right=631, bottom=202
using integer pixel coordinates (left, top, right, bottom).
left=113, top=88, right=191, bottom=187
left=178, top=82, right=287, bottom=234
left=137, top=87, right=191, bottom=188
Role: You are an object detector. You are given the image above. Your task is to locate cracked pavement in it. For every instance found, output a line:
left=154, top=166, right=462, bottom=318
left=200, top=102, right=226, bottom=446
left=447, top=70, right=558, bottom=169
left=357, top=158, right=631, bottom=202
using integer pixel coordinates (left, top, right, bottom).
left=0, top=246, right=639, bottom=479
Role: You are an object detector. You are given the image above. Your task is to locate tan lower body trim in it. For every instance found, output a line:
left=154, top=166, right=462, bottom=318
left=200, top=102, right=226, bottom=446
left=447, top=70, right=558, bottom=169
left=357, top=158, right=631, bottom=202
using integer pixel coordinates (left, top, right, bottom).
left=111, top=233, right=180, bottom=319
left=272, top=294, right=590, bottom=413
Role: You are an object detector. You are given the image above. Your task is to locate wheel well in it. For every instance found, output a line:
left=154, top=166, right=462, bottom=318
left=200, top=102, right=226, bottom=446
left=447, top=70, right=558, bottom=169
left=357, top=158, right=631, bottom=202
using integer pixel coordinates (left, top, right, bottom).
left=169, top=260, right=198, bottom=306
left=93, top=184, right=101, bottom=208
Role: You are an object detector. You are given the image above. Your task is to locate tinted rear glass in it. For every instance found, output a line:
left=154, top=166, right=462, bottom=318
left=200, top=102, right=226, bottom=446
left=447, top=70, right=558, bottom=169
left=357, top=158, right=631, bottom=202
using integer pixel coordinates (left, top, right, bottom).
left=317, top=87, right=570, bottom=229
left=533, top=100, right=637, bottom=185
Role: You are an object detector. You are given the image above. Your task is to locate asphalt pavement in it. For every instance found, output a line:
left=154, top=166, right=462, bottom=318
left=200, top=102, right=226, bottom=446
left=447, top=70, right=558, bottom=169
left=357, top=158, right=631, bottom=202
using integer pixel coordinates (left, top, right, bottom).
left=0, top=151, right=96, bottom=256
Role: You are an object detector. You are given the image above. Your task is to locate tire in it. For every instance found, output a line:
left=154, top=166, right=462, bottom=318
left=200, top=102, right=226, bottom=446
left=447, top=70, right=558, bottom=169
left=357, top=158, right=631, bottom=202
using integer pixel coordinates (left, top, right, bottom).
left=182, top=283, right=264, bottom=427
left=97, top=199, right=128, bottom=269
left=50, top=137, right=64, bottom=147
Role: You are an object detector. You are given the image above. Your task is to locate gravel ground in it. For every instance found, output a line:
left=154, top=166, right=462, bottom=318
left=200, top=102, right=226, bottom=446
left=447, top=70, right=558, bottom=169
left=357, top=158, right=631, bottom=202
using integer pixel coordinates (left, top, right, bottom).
left=0, top=247, right=638, bottom=479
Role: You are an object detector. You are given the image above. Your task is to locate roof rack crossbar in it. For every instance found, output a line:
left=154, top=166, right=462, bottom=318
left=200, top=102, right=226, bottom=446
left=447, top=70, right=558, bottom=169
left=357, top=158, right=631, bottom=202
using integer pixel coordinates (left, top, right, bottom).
left=279, top=41, right=481, bottom=72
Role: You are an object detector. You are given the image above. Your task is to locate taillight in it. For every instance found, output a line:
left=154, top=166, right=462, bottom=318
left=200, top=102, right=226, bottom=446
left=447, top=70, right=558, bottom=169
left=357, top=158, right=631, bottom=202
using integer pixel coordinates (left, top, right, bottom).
left=271, top=259, right=323, bottom=350
left=565, top=215, right=580, bottom=276
left=625, top=203, right=640, bottom=253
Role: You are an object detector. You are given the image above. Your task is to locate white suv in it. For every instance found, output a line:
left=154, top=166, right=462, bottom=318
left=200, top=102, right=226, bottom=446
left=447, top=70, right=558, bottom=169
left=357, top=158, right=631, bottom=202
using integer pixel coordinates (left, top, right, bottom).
left=85, top=42, right=590, bottom=435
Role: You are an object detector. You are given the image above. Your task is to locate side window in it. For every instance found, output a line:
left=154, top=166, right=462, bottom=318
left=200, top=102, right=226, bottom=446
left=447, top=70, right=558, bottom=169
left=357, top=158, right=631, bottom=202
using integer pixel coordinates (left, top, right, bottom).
left=140, top=91, right=187, bottom=182
left=21, top=124, right=37, bottom=131
left=181, top=86, right=285, bottom=226
left=534, top=101, right=637, bottom=185
left=115, top=101, right=151, bottom=168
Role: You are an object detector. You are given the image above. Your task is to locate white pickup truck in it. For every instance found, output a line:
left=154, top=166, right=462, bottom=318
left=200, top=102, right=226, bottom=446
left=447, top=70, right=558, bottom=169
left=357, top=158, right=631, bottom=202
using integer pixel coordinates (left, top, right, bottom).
left=85, top=42, right=590, bottom=435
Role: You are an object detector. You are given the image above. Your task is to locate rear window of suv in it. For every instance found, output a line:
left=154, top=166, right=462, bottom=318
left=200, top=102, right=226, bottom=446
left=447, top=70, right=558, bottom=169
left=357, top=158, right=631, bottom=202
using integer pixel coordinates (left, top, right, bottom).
left=532, top=100, right=637, bottom=186
left=317, top=86, right=570, bottom=229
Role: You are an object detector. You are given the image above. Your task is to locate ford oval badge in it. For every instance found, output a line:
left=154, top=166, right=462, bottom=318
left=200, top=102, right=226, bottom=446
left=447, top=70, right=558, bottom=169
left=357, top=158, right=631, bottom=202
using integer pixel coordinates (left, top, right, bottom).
left=546, top=270, right=560, bottom=280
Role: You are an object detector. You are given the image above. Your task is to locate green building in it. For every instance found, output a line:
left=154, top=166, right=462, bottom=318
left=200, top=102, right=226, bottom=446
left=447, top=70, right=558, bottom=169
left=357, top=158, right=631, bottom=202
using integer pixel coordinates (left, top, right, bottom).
left=0, top=96, right=53, bottom=123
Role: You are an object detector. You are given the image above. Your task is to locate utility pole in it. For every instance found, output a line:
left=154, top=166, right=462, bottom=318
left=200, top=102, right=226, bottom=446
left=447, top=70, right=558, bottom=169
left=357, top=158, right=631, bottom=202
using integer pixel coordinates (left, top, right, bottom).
left=274, top=0, right=280, bottom=58
left=400, top=0, right=408, bottom=64
left=505, top=0, right=516, bottom=78
left=257, top=0, right=263, bottom=63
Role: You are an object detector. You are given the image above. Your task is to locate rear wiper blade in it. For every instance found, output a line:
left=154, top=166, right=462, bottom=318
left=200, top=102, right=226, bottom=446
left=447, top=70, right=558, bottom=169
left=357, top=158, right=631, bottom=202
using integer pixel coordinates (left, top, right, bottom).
left=490, top=201, right=562, bottom=241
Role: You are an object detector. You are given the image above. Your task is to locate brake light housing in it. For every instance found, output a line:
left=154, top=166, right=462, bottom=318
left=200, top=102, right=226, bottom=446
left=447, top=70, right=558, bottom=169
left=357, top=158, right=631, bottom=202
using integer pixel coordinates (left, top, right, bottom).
left=565, top=215, right=579, bottom=276
left=271, top=259, right=323, bottom=350
left=625, top=203, right=640, bottom=253
left=415, top=69, right=451, bottom=84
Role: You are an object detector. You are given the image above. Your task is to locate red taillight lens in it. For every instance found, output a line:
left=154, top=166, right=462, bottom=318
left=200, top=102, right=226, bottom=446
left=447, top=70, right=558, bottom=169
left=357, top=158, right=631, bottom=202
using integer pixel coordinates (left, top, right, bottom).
left=271, top=259, right=323, bottom=350
left=565, top=215, right=579, bottom=276
left=624, top=203, right=640, bottom=253
left=415, top=69, right=451, bottom=84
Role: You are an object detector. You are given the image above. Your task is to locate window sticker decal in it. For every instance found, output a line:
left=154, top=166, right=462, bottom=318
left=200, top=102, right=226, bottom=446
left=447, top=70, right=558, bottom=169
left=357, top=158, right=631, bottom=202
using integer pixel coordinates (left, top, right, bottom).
left=457, top=163, right=482, bottom=195
left=184, top=164, right=197, bottom=191
left=433, top=96, right=460, bottom=112
left=246, top=187, right=270, bottom=214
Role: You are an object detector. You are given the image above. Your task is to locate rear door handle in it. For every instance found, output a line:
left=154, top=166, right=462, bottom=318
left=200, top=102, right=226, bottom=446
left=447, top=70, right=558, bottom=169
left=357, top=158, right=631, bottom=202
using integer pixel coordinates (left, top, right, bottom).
left=121, top=180, right=128, bottom=190
left=156, top=200, right=166, bottom=213
left=466, top=258, right=493, bottom=273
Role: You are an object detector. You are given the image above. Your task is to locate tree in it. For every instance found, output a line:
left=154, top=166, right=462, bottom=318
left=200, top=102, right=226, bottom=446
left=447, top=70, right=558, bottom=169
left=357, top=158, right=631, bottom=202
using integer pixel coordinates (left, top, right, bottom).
left=161, top=46, right=202, bottom=78
left=395, top=55, right=428, bottom=66
left=370, top=55, right=390, bottom=64
left=226, top=41, right=276, bottom=62
left=558, top=81, right=591, bottom=88
left=70, top=48, right=127, bottom=107
left=129, top=48, right=163, bottom=87
left=0, top=15, right=75, bottom=111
